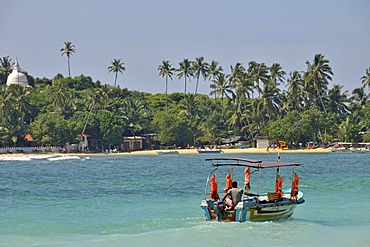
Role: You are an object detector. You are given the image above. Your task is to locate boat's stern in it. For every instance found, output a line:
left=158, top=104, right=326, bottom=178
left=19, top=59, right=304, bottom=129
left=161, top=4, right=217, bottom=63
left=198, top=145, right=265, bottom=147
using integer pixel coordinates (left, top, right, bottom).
left=201, top=199, right=237, bottom=222
left=295, top=191, right=305, bottom=204
left=200, top=199, right=213, bottom=221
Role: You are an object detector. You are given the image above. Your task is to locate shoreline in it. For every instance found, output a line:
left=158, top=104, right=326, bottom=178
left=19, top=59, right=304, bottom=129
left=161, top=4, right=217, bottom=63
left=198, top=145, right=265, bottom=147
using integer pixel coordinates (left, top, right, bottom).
left=0, top=148, right=332, bottom=157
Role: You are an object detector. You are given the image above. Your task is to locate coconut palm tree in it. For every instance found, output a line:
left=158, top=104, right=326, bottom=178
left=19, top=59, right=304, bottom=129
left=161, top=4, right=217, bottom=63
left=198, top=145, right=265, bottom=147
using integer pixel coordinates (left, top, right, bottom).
left=236, top=71, right=254, bottom=100
left=0, top=56, right=13, bottom=74
left=269, top=63, right=286, bottom=87
left=0, top=85, right=11, bottom=119
left=0, top=56, right=13, bottom=85
left=350, top=87, right=368, bottom=110
left=81, top=87, right=108, bottom=135
left=349, top=87, right=369, bottom=127
left=158, top=60, right=175, bottom=110
left=304, top=54, right=333, bottom=113
left=60, top=41, right=76, bottom=77
left=177, top=59, right=192, bottom=96
left=260, top=78, right=282, bottom=123
left=8, top=85, right=34, bottom=123
left=227, top=63, right=245, bottom=90
left=52, top=80, right=71, bottom=115
left=179, top=93, right=200, bottom=117
left=210, top=73, right=233, bottom=113
left=226, top=99, right=255, bottom=139
left=210, top=73, right=232, bottom=100
left=286, top=71, right=304, bottom=111
left=361, top=67, right=370, bottom=92
left=247, top=61, right=268, bottom=98
left=191, top=57, right=209, bottom=94
left=207, top=60, right=223, bottom=98
left=119, top=98, right=150, bottom=135
left=327, top=84, right=349, bottom=115
left=108, top=58, right=126, bottom=87
left=0, top=109, right=25, bottom=147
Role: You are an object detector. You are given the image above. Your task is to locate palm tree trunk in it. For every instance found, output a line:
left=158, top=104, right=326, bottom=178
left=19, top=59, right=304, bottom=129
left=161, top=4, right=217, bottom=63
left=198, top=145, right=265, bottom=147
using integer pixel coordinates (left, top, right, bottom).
left=165, top=75, right=168, bottom=111
left=221, top=93, right=224, bottom=117
left=81, top=109, right=93, bottom=135
left=318, top=94, right=327, bottom=113
left=67, top=57, right=71, bottom=77
left=114, top=72, right=118, bottom=87
left=195, top=77, right=199, bottom=94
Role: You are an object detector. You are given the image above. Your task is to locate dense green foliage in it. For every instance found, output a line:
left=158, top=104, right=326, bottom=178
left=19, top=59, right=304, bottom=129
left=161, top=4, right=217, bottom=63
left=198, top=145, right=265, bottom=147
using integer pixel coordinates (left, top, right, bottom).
left=0, top=53, right=369, bottom=150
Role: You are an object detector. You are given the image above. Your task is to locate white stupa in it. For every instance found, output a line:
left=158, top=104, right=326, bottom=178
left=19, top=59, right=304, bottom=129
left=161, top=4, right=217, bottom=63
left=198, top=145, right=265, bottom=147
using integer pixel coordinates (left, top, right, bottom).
left=6, top=59, right=29, bottom=87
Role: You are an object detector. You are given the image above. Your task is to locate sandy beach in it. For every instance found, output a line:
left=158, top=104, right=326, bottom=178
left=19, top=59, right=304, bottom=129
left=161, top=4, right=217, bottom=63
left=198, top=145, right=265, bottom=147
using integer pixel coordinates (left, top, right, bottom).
left=0, top=147, right=332, bottom=158
left=125, top=147, right=332, bottom=155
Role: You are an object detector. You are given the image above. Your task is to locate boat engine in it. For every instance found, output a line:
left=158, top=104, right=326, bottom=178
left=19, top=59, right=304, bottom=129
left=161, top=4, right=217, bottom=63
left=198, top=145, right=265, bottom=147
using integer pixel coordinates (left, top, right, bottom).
left=213, top=200, right=226, bottom=221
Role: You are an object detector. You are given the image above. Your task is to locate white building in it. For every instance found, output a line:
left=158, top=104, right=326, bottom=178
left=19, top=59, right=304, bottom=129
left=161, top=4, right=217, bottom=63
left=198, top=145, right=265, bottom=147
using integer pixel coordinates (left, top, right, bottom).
left=122, top=136, right=145, bottom=151
left=254, top=136, right=270, bottom=148
left=6, top=59, right=29, bottom=87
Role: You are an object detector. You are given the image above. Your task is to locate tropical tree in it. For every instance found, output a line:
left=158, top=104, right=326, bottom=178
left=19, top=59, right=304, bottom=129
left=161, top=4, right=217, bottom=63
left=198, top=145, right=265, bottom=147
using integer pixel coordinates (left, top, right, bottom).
left=269, top=63, right=286, bottom=87
left=191, top=57, right=209, bottom=94
left=361, top=67, right=370, bottom=92
left=286, top=71, right=304, bottom=111
left=227, top=63, right=245, bottom=90
left=337, top=116, right=361, bottom=142
left=60, top=41, right=76, bottom=77
left=0, top=109, right=27, bottom=146
left=259, top=78, right=282, bottom=127
left=350, top=87, right=368, bottom=110
left=247, top=61, right=268, bottom=98
left=0, top=56, right=13, bottom=85
left=158, top=60, right=175, bottom=110
left=236, top=71, right=254, bottom=100
left=349, top=87, right=369, bottom=132
left=108, top=58, right=126, bottom=87
left=69, top=74, right=95, bottom=90
left=6, top=85, right=34, bottom=123
left=226, top=100, right=249, bottom=138
left=30, top=113, right=79, bottom=146
left=207, top=60, right=223, bottom=98
left=327, top=84, right=349, bottom=115
left=359, top=102, right=370, bottom=138
left=268, top=110, right=302, bottom=144
left=119, top=98, right=150, bottom=135
left=0, top=56, right=13, bottom=73
left=304, top=54, right=333, bottom=113
left=179, top=93, right=200, bottom=118
left=0, top=85, right=10, bottom=121
left=177, top=59, right=192, bottom=95
left=51, top=80, right=71, bottom=115
left=151, top=111, right=193, bottom=147
left=81, top=87, right=108, bottom=135
left=179, top=93, right=202, bottom=145
left=96, top=110, right=125, bottom=147
left=210, top=73, right=233, bottom=110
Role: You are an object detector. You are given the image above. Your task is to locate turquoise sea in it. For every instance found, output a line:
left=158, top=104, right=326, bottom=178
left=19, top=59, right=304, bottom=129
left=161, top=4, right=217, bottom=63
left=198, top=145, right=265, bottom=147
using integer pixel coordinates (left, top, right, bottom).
left=0, top=153, right=369, bottom=247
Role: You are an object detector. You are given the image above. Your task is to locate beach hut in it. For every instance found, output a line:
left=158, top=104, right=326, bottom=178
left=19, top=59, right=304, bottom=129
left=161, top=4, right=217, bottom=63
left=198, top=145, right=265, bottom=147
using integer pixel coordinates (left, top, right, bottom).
left=122, top=136, right=145, bottom=151
left=253, top=136, right=270, bottom=148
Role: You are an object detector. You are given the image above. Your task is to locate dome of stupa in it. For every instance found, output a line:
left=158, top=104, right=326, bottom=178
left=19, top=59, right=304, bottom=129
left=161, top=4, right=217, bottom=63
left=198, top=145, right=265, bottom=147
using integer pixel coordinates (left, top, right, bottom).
left=6, top=59, right=29, bottom=87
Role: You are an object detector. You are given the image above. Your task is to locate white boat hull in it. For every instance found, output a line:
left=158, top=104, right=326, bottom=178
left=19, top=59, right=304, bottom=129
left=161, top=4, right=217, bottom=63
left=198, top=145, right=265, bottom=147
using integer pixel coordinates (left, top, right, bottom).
left=201, top=191, right=304, bottom=222
left=197, top=149, right=222, bottom=154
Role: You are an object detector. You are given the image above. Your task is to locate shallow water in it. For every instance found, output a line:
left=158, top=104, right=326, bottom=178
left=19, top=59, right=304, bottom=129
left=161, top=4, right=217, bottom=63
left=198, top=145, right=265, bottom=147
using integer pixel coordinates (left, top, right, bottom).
left=0, top=153, right=369, bottom=246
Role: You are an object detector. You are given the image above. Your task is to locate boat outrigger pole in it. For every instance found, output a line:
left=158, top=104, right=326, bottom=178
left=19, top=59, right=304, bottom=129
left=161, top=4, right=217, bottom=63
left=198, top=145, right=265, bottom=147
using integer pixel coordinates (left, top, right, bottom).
left=204, top=167, right=218, bottom=200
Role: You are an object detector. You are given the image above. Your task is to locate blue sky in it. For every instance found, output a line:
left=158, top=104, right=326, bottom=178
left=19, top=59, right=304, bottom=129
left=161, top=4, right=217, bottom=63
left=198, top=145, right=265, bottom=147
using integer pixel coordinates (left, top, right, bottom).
left=1, top=0, right=369, bottom=95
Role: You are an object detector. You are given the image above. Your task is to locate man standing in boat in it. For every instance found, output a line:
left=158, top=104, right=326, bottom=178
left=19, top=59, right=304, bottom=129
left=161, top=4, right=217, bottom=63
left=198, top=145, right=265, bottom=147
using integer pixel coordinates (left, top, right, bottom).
left=222, top=181, right=243, bottom=211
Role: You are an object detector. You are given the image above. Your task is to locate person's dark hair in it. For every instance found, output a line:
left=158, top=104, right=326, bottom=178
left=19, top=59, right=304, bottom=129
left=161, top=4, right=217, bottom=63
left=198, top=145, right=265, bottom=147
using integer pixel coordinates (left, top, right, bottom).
left=232, top=181, right=238, bottom=188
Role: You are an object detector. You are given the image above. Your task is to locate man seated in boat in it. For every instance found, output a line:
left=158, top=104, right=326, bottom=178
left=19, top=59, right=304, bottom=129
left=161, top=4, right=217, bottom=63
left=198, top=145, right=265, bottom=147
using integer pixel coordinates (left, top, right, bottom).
left=222, top=181, right=243, bottom=211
